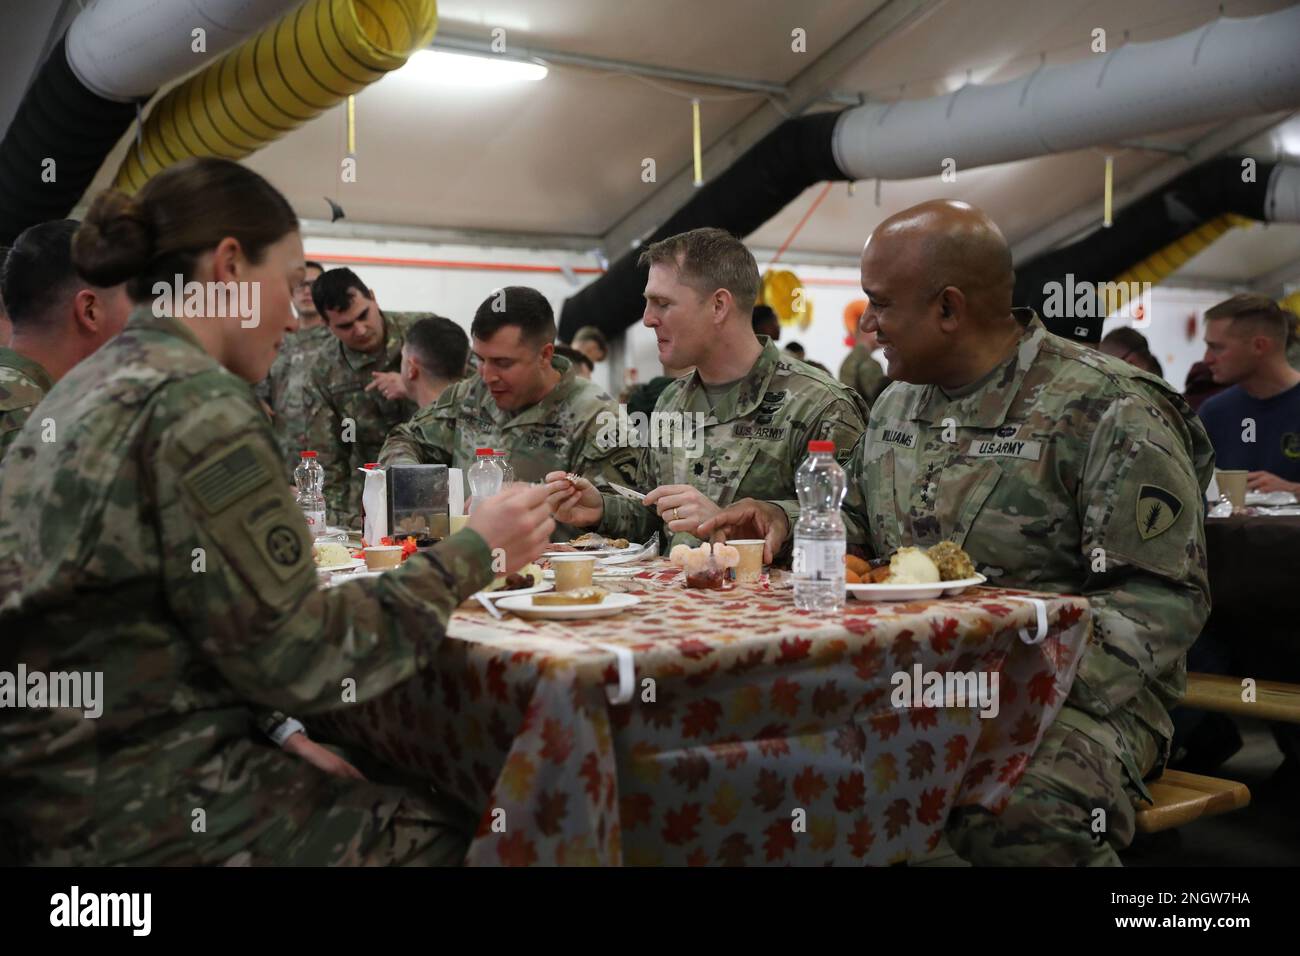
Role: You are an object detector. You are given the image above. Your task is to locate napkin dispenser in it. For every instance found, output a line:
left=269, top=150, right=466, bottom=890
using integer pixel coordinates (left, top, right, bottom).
left=386, top=464, right=449, bottom=539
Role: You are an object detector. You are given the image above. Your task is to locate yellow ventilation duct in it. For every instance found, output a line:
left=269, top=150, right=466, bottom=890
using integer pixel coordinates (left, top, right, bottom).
left=113, top=0, right=438, bottom=192
left=1110, top=213, right=1254, bottom=288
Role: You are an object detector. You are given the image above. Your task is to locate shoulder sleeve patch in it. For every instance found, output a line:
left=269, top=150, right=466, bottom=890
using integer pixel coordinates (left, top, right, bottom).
left=183, top=440, right=274, bottom=515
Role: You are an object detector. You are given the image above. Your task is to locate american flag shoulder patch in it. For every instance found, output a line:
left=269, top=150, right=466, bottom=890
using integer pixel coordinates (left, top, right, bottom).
left=184, top=441, right=273, bottom=515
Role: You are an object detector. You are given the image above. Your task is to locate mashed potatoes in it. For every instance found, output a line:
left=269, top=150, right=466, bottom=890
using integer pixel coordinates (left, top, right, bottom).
left=313, top=541, right=354, bottom=567
left=888, top=547, right=941, bottom=584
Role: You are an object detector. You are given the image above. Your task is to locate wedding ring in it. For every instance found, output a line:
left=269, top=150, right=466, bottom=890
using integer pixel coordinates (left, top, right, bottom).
left=672, top=508, right=680, bottom=521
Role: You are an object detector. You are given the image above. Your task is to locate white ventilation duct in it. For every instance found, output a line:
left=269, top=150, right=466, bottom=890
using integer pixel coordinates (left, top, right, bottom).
left=832, top=5, right=1300, bottom=181
left=65, top=0, right=304, bottom=102
left=1267, top=163, right=1300, bottom=222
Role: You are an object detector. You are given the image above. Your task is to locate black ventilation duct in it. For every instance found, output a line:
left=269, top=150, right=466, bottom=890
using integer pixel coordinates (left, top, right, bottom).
left=557, top=111, right=844, bottom=344
left=1013, top=157, right=1282, bottom=343
left=0, top=37, right=139, bottom=245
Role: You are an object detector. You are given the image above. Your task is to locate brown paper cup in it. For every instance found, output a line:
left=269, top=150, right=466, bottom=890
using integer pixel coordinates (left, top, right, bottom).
left=551, top=555, right=595, bottom=590
left=363, top=546, right=404, bottom=570
left=728, top=540, right=765, bottom=584
left=1215, top=469, right=1248, bottom=510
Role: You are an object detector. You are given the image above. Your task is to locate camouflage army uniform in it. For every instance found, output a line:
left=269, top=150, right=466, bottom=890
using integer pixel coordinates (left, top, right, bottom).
left=600, top=337, right=869, bottom=551
left=838, top=343, right=889, bottom=410
left=306, top=312, right=427, bottom=529
left=835, top=310, right=1213, bottom=865
left=256, top=323, right=333, bottom=477
left=0, top=307, right=494, bottom=866
left=0, top=347, right=53, bottom=464
left=381, top=353, right=638, bottom=538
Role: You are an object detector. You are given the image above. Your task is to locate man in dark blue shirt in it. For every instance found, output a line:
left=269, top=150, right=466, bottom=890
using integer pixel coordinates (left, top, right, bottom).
left=1197, top=294, right=1300, bottom=495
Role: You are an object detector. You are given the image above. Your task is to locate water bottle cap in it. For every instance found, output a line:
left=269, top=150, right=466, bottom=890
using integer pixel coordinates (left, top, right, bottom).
left=475, top=448, right=494, bottom=457
left=808, top=440, right=835, bottom=453
left=364, top=462, right=379, bottom=468
left=300, top=451, right=317, bottom=458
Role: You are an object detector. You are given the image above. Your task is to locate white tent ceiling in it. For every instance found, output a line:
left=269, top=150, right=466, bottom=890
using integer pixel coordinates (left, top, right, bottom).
left=4, top=0, right=1300, bottom=289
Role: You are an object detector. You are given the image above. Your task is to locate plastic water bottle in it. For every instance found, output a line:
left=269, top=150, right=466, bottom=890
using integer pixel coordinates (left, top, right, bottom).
left=294, top=450, right=327, bottom=537
left=493, top=450, right=515, bottom=483
left=793, top=439, right=846, bottom=612
left=466, top=447, right=504, bottom=514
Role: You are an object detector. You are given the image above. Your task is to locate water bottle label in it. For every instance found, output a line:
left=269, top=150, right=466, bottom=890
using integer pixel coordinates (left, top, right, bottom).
left=304, top=509, right=327, bottom=536
left=792, top=540, right=845, bottom=579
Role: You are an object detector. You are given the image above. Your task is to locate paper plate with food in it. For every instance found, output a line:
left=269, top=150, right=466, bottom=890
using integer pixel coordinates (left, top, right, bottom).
left=495, top=587, right=641, bottom=620
left=845, top=543, right=985, bottom=601
left=542, top=533, right=636, bottom=557
left=313, top=539, right=365, bottom=573
left=475, top=563, right=551, bottom=599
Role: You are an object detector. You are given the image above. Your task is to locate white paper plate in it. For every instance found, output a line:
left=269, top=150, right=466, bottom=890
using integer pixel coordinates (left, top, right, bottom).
left=476, top=581, right=553, bottom=600
left=847, top=574, right=986, bottom=602
left=1246, top=490, right=1298, bottom=506
left=495, top=591, right=641, bottom=620
left=542, top=543, right=640, bottom=558
left=321, top=569, right=385, bottom=588
left=542, top=566, right=642, bottom=579
left=315, top=558, right=366, bottom=573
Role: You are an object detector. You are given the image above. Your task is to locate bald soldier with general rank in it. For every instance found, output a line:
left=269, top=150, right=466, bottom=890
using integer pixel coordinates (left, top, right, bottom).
left=703, top=200, right=1214, bottom=866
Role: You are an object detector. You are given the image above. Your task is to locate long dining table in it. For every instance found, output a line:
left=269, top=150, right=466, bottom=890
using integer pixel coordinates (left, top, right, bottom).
left=312, top=560, right=1090, bottom=866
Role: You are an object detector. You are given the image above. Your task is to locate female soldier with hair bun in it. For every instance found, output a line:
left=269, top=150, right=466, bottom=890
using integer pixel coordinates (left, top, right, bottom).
left=0, top=157, right=555, bottom=865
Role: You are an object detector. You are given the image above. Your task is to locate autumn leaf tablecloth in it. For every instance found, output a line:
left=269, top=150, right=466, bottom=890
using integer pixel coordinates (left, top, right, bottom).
left=314, top=563, right=1089, bottom=866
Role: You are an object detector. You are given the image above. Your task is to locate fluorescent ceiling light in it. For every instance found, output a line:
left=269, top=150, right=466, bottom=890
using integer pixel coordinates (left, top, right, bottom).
left=397, top=49, right=548, bottom=86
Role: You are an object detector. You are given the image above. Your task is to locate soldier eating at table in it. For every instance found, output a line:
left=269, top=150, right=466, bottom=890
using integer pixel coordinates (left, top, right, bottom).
left=379, top=286, right=636, bottom=539
left=546, top=227, right=868, bottom=550
left=700, top=199, right=1215, bottom=866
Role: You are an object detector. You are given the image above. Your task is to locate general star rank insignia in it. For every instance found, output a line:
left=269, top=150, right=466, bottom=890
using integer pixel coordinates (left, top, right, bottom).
left=1136, top=484, right=1182, bottom=540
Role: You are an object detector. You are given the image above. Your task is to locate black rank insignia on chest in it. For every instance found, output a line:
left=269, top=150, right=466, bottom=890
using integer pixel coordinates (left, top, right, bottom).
left=755, top=390, right=786, bottom=426
left=1136, top=484, right=1182, bottom=540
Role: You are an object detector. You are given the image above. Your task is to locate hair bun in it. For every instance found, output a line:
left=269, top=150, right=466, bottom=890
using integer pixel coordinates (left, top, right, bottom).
left=73, top=189, right=156, bottom=288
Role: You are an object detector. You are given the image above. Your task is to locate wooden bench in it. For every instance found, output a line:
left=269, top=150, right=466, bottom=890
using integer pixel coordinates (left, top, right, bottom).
left=1135, top=769, right=1251, bottom=834
left=1182, top=673, right=1300, bottom=725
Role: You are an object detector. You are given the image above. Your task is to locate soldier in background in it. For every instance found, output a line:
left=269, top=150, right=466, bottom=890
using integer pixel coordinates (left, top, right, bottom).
left=839, top=321, right=889, bottom=410
left=0, top=158, right=555, bottom=866
left=701, top=200, right=1214, bottom=865
left=0, top=220, right=131, bottom=463
left=401, top=314, right=469, bottom=408
left=547, top=228, right=867, bottom=551
left=381, top=287, right=636, bottom=537
left=257, top=259, right=330, bottom=476
left=304, top=267, right=432, bottom=528
left=571, top=325, right=609, bottom=367
left=751, top=303, right=781, bottom=343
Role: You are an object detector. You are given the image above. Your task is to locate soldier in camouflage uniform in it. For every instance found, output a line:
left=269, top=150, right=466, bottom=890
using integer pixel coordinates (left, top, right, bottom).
left=0, top=349, right=53, bottom=463
left=838, top=327, right=889, bottom=411
left=381, top=287, right=637, bottom=536
left=0, top=158, right=556, bottom=866
left=304, top=267, right=432, bottom=528
left=256, top=260, right=332, bottom=477
left=0, top=219, right=131, bottom=463
left=548, top=228, right=867, bottom=551
left=702, top=201, right=1213, bottom=865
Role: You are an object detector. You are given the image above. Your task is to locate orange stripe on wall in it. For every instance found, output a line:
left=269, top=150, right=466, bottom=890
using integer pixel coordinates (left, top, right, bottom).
left=308, top=251, right=859, bottom=287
